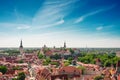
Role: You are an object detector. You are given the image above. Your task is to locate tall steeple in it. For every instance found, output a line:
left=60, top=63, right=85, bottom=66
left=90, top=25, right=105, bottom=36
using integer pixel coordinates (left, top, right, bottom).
left=64, top=41, right=66, bottom=48
left=20, top=40, right=23, bottom=48
left=19, top=40, right=24, bottom=55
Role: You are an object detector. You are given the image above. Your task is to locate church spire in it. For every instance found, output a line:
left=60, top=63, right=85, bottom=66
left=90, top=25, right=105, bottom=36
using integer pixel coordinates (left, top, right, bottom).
left=20, top=40, right=23, bottom=48
left=19, top=40, right=24, bottom=58
left=64, top=41, right=66, bottom=48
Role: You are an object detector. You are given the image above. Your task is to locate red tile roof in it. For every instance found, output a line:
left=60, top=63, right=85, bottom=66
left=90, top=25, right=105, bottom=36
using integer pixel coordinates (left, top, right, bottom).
left=45, top=50, right=53, bottom=56
left=59, top=66, right=81, bottom=75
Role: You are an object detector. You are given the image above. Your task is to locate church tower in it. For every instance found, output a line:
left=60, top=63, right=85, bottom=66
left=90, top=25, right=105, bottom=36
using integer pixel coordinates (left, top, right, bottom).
left=19, top=40, right=24, bottom=56
left=64, top=42, right=66, bottom=49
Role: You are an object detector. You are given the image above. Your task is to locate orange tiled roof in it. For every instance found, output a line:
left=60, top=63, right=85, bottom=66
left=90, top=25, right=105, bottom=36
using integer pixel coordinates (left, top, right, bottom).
left=59, top=66, right=81, bottom=74
left=45, top=50, right=53, bottom=56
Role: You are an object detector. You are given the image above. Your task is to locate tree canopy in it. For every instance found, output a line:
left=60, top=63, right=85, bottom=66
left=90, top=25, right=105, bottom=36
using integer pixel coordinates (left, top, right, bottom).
left=0, top=66, right=7, bottom=74
left=17, top=72, right=26, bottom=80
left=78, top=52, right=120, bottom=67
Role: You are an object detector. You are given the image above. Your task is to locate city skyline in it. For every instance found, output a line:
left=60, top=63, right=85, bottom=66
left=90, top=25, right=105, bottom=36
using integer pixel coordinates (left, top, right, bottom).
left=0, top=0, right=120, bottom=48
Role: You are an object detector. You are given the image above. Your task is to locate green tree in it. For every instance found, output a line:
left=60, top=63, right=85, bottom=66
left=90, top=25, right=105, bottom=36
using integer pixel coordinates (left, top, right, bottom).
left=64, top=62, right=70, bottom=66
left=94, top=75, right=103, bottom=80
left=12, top=66, right=21, bottom=70
left=68, top=57, right=73, bottom=61
left=77, top=66, right=86, bottom=74
left=64, top=60, right=70, bottom=66
left=38, top=53, right=44, bottom=59
left=69, top=48, right=74, bottom=54
left=43, top=57, right=51, bottom=65
left=104, top=60, right=112, bottom=67
left=17, top=72, right=26, bottom=80
left=51, top=53, right=61, bottom=60
left=78, top=52, right=120, bottom=67
left=43, top=61, right=49, bottom=65
left=46, top=57, right=51, bottom=63
left=0, top=66, right=7, bottom=74
left=19, top=60, right=24, bottom=63
left=12, top=78, right=18, bottom=80
left=50, top=62, right=59, bottom=67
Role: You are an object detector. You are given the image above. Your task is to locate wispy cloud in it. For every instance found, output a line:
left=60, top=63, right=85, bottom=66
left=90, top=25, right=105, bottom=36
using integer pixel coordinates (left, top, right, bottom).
left=17, top=25, right=31, bottom=30
left=0, top=0, right=79, bottom=31
left=0, top=22, right=30, bottom=30
left=75, top=5, right=116, bottom=23
left=41, top=18, right=64, bottom=28
left=33, top=17, right=64, bottom=29
left=96, top=26, right=103, bottom=31
left=96, top=25, right=114, bottom=31
left=32, top=0, right=78, bottom=29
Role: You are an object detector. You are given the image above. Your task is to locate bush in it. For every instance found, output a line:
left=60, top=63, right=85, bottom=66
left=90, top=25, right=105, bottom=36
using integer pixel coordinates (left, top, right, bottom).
left=0, top=66, right=7, bottom=74
left=50, top=61, right=59, bottom=67
left=12, top=66, right=21, bottom=70
left=94, top=75, right=103, bottom=80
left=17, top=72, right=26, bottom=80
left=64, top=62, right=70, bottom=66
left=38, top=53, right=44, bottom=59
left=77, top=66, right=86, bottom=74
left=64, top=61, right=70, bottom=66
left=12, top=78, right=18, bottom=80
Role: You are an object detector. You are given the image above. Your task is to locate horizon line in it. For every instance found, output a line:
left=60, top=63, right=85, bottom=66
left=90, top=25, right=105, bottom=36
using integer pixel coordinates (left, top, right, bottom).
left=0, top=47, right=120, bottom=49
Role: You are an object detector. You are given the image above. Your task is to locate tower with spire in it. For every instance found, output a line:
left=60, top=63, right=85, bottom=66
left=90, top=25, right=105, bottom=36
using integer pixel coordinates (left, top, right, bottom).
left=19, top=40, right=24, bottom=56
left=64, top=41, right=66, bottom=49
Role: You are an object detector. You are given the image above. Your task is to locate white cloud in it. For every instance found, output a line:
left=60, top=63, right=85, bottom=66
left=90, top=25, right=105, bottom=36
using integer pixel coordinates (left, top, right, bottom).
left=75, top=5, right=116, bottom=23
left=0, top=1, right=119, bottom=48
left=32, top=0, right=77, bottom=29
left=17, top=25, right=31, bottom=30
left=75, top=9, right=104, bottom=23
left=96, top=26, right=103, bottom=31
left=0, top=22, right=30, bottom=30
left=96, top=25, right=114, bottom=31
left=75, top=17, right=84, bottom=23
left=40, top=18, right=64, bottom=28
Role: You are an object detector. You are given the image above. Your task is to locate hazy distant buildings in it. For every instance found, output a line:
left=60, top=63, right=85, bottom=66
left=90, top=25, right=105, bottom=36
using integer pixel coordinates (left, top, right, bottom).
left=116, top=51, right=120, bottom=57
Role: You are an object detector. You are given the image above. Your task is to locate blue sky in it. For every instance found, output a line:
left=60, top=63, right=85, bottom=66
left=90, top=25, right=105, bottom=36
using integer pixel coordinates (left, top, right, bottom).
left=0, top=0, right=120, bottom=47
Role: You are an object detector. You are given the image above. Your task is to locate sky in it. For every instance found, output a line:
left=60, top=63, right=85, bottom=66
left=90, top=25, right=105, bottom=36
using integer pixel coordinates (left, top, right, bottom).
left=0, top=0, right=120, bottom=48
